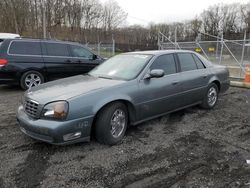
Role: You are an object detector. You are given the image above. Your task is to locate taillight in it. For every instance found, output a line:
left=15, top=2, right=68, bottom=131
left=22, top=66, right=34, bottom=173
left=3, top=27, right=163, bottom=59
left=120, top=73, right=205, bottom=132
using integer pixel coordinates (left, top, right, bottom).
left=0, top=59, right=8, bottom=66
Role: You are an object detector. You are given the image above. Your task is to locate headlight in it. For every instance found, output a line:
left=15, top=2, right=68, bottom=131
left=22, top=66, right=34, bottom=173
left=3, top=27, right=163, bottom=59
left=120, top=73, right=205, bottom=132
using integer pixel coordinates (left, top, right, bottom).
left=41, top=101, right=69, bottom=120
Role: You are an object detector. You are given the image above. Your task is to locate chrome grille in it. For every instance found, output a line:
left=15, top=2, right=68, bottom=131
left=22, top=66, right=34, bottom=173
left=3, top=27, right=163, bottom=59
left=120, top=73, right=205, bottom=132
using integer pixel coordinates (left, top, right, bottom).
left=24, top=99, right=39, bottom=118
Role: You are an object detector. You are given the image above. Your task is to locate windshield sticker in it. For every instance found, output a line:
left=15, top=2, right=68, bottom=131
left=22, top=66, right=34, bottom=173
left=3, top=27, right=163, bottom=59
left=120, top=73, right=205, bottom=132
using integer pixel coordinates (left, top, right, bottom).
left=133, top=55, right=149, bottom=59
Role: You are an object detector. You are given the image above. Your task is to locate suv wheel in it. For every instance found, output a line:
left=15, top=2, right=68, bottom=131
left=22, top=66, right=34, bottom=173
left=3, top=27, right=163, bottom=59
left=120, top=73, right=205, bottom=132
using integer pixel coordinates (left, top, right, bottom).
left=20, top=71, right=44, bottom=90
left=95, top=102, right=128, bottom=145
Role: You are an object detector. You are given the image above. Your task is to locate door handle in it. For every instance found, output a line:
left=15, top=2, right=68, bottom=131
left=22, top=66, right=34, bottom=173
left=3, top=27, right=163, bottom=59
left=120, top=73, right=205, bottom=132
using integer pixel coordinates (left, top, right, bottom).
left=203, top=74, right=208, bottom=78
left=172, top=81, right=179, bottom=85
left=65, top=59, right=72, bottom=63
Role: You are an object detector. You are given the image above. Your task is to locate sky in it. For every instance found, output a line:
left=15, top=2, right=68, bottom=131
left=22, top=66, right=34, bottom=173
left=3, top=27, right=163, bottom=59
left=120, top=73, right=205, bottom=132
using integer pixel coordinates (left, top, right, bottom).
left=100, top=0, right=249, bottom=26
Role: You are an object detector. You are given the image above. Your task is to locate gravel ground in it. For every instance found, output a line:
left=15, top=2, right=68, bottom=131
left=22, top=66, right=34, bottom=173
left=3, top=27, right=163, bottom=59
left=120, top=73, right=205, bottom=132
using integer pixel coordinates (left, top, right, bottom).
left=0, top=85, right=250, bottom=188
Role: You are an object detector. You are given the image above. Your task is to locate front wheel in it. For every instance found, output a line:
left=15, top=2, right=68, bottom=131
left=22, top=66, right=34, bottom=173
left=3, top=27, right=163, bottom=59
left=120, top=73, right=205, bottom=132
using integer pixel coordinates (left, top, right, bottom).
left=201, top=83, right=219, bottom=109
left=20, top=71, right=44, bottom=90
left=94, top=102, right=128, bottom=145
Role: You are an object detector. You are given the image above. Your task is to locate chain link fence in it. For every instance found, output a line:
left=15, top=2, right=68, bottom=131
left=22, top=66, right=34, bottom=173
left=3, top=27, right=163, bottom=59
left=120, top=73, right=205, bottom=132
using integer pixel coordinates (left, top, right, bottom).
left=158, top=32, right=250, bottom=79
left=85, top=41, right=115, bottom=58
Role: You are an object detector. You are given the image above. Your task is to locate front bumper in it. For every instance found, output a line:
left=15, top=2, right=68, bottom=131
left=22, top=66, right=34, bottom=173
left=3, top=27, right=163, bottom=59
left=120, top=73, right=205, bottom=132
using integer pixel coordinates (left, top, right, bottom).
left=16, top=105, right=94, bottom=145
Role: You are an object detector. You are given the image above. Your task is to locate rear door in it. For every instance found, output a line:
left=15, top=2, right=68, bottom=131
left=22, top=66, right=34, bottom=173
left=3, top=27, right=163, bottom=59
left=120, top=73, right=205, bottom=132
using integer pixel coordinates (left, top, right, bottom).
left=138, top=54, right=182, bottom=120
left=69, top=44, right=102, bottom=74
left=6, top=40, right=44, bottom=80
left=176, top=53, right=209, bottom=106
left=42, top=42, right=77, bottom=80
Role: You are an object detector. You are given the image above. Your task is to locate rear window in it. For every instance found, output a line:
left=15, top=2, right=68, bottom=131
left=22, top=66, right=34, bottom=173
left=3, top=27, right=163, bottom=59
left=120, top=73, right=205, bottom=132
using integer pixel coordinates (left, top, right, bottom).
left=45, top=43, right=70, bottom=57
left=9, top=41, right=42, bottom=55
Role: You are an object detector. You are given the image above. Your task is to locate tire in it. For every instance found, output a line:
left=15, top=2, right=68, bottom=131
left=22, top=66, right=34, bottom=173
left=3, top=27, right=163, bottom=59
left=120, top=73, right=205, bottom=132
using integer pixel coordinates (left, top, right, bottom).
left=201, top=83, right=219, bottom=109
left=94, top=102, right=128, bottom=145
left=20, top=71, right=44, bottom=90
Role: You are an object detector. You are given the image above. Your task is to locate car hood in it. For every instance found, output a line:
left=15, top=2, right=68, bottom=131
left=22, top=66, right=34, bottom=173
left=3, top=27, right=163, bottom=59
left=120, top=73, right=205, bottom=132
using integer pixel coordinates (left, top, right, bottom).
left=25, top=75, right=125, bottom=104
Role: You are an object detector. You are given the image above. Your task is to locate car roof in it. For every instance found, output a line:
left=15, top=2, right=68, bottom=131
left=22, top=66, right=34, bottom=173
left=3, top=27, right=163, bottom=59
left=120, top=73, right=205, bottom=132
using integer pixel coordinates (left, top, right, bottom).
left=125, top=50, right=197, bottom=56
left=0, top=33, right=20, bottom=39
left=3, top=38, right=82, bottom=46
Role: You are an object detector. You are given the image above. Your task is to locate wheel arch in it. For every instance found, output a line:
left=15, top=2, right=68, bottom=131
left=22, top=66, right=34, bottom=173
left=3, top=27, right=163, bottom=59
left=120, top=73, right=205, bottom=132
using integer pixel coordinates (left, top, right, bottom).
left=91, top=99, right=137, bottom=136
left=208, top=76, right=221, bottom=92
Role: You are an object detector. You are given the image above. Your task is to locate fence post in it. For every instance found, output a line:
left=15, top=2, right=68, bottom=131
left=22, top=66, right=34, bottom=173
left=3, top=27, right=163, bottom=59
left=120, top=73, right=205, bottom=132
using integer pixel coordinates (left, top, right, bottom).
left=158, top=32, right=161, bottom=50
left=216, top=35, right=219, bottom=59
left=112, top=34, right=115, bottom=56
left=240, top=31, right=246, bottom=78
left=174, top=28, right=177, bottom=50
left=98, top=42, right=101, bottom=56
left=219, top=33, right=224, bottom=64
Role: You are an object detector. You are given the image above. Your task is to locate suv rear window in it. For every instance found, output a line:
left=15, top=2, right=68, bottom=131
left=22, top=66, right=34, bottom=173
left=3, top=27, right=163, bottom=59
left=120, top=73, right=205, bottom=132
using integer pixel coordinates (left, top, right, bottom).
left=9, top=41, right=42, bottom=55
left=45, top=43, right=70, bottom=57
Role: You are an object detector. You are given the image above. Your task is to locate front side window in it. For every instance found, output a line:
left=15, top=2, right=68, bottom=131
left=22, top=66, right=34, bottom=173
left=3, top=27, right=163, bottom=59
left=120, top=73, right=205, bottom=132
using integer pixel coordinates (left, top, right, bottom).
left=9, top=41, right=42, bottom=55
left=70, top=45, right=93, bottom=59
left=45, top=43, right=70, bottom=57
left=89, top=54, right=152, bottom=80
left=150, top=54, right=176, bottom=75
left=178, top=53, right=197, bottom=72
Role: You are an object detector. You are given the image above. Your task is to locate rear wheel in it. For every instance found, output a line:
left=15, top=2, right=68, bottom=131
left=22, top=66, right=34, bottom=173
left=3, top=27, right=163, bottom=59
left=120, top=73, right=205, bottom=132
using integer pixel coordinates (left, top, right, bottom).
left=201, top=83, right=218, bottom=109
left=20, top=71, right=44, bottom=90
left=95, top=102, right=128, bottom=145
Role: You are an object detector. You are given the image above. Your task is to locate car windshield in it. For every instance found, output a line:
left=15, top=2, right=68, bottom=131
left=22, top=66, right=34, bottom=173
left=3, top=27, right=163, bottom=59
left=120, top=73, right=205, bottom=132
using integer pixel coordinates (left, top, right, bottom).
left=89, top=54, right=152, bottom=80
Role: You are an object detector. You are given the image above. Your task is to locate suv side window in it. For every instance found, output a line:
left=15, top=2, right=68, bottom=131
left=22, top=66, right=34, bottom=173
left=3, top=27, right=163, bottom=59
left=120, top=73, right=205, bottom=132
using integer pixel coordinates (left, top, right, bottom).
left=192, top=54, right=205, bottom=69
left=150, top=54, right=176, bottom=75
left=45, top=42, right=70, bottom=57
left=178, top=53, right=197, bottom=72
left=70, top=45, right=93, bottom=59
left=9, top=41, right=42, bottom=55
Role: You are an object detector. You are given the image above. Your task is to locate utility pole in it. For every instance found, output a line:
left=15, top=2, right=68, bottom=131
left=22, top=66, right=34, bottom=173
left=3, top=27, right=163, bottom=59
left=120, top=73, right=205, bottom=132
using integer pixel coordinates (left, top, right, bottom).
left=43, top=0, right=46, bottom=39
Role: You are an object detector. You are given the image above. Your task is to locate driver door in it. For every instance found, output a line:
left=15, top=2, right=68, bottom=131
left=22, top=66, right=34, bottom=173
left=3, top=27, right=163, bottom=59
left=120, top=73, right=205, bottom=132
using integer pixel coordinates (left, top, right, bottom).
left=138, top=54, right=182, bottom=120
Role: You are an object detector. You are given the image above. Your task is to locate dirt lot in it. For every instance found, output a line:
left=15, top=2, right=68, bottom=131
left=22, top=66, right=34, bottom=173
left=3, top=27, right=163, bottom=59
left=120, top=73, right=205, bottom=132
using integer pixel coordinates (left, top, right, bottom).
left=0, top=85, right=250, bottom=188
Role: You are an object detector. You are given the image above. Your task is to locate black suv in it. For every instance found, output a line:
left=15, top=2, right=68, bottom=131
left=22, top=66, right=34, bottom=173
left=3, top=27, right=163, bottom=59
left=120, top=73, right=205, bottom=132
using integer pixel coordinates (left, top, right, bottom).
left=0, top=39, right=104, bottom=89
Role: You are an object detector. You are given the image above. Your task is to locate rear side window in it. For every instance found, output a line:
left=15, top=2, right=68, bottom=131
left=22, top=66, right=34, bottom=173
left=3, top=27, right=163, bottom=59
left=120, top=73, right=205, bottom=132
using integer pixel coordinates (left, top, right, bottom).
left=178, top=53, right=197, bottom=72
left=70, top=45, right=93, bottom=58
left=150, top=54, right=176, bottom=75
left=9, top=41, right=42, bottom=55
left=192, top=54, right=205, bottom=69
left=45, top=43, right=70, bottom=57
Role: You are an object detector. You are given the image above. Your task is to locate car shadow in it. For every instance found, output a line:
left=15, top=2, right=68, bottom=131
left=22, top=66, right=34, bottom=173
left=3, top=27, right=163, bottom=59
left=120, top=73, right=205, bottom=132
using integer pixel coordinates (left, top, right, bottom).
left=0, top=85, right=23, bottom=92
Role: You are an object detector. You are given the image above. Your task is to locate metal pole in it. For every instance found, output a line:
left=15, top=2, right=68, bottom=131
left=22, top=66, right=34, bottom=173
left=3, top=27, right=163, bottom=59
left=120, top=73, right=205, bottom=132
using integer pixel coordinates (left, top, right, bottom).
left=240, top=31, right=247, bottom=78
left=216, top=35, right=219, bottom=59
left=174, top=27, right=177, bottom=50
left=43, top=0, right=46, bottom=39
left=158, top=32, right=160, bottom=50
left=98, top=42, right=101, bottom=56
left=112, top=34, right=115, bottom=56
left=219, top=33, right=224, bottom=64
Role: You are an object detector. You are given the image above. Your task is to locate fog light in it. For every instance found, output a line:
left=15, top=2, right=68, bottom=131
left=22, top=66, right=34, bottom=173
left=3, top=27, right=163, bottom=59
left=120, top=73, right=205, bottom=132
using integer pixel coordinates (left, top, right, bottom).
left=63, top=132, right=81, bottom=141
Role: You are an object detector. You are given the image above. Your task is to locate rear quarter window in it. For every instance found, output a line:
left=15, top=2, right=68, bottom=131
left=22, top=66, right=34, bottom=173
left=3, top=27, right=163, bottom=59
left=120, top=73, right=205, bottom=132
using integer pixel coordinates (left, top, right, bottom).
left=45, top=42, right=70, bottom=57
left=192, top=54, right=205, bottom=69
left=9, top=41, right=42, bottom=55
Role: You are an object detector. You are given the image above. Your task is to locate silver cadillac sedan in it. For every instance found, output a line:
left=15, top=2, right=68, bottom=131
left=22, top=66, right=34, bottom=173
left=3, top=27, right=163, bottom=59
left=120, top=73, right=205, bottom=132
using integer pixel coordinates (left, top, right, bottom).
left=17, top=50, right=230, bottom=145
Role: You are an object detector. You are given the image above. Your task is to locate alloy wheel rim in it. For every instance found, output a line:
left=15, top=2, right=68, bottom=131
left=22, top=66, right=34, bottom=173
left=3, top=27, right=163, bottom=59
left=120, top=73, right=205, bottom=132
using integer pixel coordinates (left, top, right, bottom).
left=25, top=73, right=41, bottom=88
left=207, top=87, right=217, bottom=107
left=110, top=109, right=126, bottom=138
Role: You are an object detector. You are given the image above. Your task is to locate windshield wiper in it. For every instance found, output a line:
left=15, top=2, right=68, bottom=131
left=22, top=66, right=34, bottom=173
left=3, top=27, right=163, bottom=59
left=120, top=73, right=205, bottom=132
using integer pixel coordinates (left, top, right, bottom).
left=97, top=75, right=113, bottom=80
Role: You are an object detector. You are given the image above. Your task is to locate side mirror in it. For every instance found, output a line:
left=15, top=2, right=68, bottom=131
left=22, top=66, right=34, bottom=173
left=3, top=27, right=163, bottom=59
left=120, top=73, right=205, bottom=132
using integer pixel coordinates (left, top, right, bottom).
left=144, top=69, right=165, bottom=79
left=92, top=54, right=98, bottom=60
